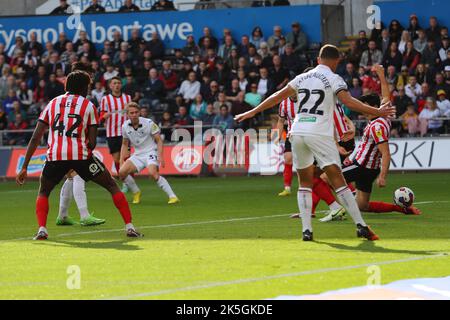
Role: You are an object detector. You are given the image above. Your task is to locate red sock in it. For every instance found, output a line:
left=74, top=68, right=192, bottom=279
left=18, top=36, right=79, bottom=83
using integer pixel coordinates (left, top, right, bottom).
left=114, top=162, right=120, bottom=175
left=312, top=192, right=320, bottom=215
left=313, top=178, right=336, bottom=206
left=367, top=201, right=404, bottom=213
left=36, top=195, right=49, bottom=228
left=283, top=164, right=293, bottom=188
left=112, top=192, right=132, bottom=224
left=348, top=183, right=356, bottom=192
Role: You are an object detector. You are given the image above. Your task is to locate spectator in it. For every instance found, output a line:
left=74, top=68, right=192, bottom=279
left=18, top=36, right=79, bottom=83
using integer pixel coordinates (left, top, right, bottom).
left=174, top=105, right=193, bottom=128
left=237, top=68, right=249, bottom=92
left=244, top=83, right=262, bottom=108
left=178, top=71, right=201, bottom=104
left=385, top=65, right=399, bottom=86
left=414, top=29, right=428, bottom=54
left=396, top=65, right=410, bottom=88
left=0, top=105, right=7, bottom=130
left=45, top=74, right=65, bottom=100
left=356, top=30, right=369, bottom=51
left=421, top=39, right=440, bottom=69
left=198, top=28, right=219, bottom=51
left=23, top=32, right=44, bottom=56
left=182, top=35, right=200, bottom=58
left=349, top=78, right=362, bottom=99
left=426, top=16, right=442, bottom=44
left=432, top=72, right=450, bottom=97
left=7, top=113, right=28, bottom=145
left=419, top=97, right=442, bottom=135
left=417, top=82, right=431, bottom=112
left=407, top=14, right=422, bottom=41
left=119, top=0, right=140, bottom=12
left=415, top=63, right=430, bottom=84
left=199, top=37, right=215, bottom=58
left=400, top=103, right=420, bottom=136
left=436, top=90, right=450, bottom=115
left=7, top=36, right=24, bottom=58
left=360, top=40, right=383, bottom=71
left=60, top=42, right=75, bottom=66
left=17, top=82, right=33, bottom=110
left=103, top=63, right=119, bottom=82
left=50, top=0, right=71, bottom=15
left=270, top=55, right=289, bottom=90
left=405, top=75, right=422, bottom=103
left=342, top=63, right=358, bottom=86
left=255, top=67, right=274, bottom=99
left=123, top=74, right=141, bottom=103
left=213, top=105, right=234, bottom=132
left=250, top=27, right=265, bottom=49
left=378, top=29, right=391, bottom=55
left=159, top=60, right=178, bottom=97
left=7, top=101, right=27, bottom=123
left=111, top=31, right=124, bottom=52
left=33, top=80, right=48, bottom=106
left=201, top=103, right=217, bottom=126
left=3, top=89, right=20, bottom=114
left=281, top=44, right=302, bottom=76
left=213, top=92, right=232, bottom=113
left=403, top=41, right=421, bottom=73
left=151, top=0, right=176, bottom=11
left=398, top=30, right=411, bottom=54
left=346, top=40, right=362, bottom=67
left=148, top=32, right=165, bottom=60
left=267, top=26, right=284, bottom=50
left=189, top=94, right=207, bottom=120
left=159, top=111, right=174, bottom=141
left=91, top=81, right=105, bottom=106
left=286, top=22, right=308, bottom=54
left=394, top=86, right=413, bottom=116
left=203, top=80, right=220, bottom=104
left=361, top=69, right=381, bottom=95
left=210, top=60, right=230, bottom=87
left=389, top=19, right=404, bottom=43
left=84, top=0, right=106, bottom=13
left=438, top=37, right=449, bottom=63
left=141, top=68, right=165, bottom=111
left=237, top=35, right=251, bottom=58
left=273, top=0, right=290, bottom=5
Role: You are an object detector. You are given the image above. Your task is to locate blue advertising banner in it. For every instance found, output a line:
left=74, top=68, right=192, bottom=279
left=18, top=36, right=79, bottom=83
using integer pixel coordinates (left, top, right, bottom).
left=0, top=6, right=322, bottom=51
left=0, top=148, right=12, bottom=177
left=375, top=0, right=450, bottom=30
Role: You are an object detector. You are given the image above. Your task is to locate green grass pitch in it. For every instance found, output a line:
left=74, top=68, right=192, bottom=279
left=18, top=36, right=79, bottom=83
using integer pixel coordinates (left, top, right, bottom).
left=0, top=173, right=449, bottom=299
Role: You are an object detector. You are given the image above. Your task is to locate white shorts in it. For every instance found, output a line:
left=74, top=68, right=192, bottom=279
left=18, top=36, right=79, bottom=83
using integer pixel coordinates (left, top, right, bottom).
left=129, top=152, right=159, bottom=172
left=290, top=135, right=341, bottom=170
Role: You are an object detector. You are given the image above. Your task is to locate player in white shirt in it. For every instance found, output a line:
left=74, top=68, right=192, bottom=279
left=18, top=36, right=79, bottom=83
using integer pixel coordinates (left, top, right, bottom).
left=235, top=45, right=395, bottom=241
left=118, top=102, right=179, bottom=204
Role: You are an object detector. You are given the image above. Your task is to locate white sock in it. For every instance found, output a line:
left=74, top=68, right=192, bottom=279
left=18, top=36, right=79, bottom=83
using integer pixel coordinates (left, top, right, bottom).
left=125, top=223, right=135, bottom=231
left=335, top=186, right=366, bottom=226
left=124, top=175, right=140, bottom=194
left=297, top=188, right=313, bottom=232
left=58, top=178, right=73, bottom=219
left=285, top=186, right=291, bottom=192
left=157, top=176, right=176, bottom=198
left=73, top=175, right=90, bottom=219
left=329, top=201, right=342, bottom=211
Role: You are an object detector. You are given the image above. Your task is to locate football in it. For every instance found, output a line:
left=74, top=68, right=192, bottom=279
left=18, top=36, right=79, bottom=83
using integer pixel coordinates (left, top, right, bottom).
left=394, top=187, right=415, bottom=208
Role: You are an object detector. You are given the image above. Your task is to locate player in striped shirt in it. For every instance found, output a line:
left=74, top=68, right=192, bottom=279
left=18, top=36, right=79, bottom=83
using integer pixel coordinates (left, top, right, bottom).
left=322, top=65, right=421, bottom=221
left=100, top=77, right=141, bottom=203
left=16, top=70, right=143, bottom=240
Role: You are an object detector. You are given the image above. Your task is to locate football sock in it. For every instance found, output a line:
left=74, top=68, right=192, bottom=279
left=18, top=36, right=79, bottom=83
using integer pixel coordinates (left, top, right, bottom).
left=312, top=191, right=320, bottom=215
left=125, top=223, right=135, bottom=231
left=336, top=186, right=367, bottom=226
left=298, top=188, right=313, bottom=232
left=38, top=226, right=48, bottom=234
left=368, top=201, right=404, bottom=213
left=58, top=178, right=73, bottom=219
left=124, top=175, right=140, bottom=194
left=73, top=175, right=89, bottom=219
left=283, top=164, right=293, bottom=188
left=112, top=192, right=132, bottom=224
left=157, top=176, right=176, bottom=198
left=36, top=195, right=49, bottom=228
left=329, top=201, right=342, bottom=211
left=313, top=178, right=338, bottom=206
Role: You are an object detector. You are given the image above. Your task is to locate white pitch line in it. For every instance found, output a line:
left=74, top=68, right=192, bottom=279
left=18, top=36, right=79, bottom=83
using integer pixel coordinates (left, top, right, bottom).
left=102, top=253, right=448, bottom=300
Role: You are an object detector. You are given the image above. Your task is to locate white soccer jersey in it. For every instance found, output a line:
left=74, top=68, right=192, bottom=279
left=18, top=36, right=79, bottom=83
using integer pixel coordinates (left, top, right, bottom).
left=100, top=93, right=131, bottom=137
left=122, top=117, right=161, bottom=156
left=39, top=93, right=98, bottom=161
left=288, top=64, right=348, bottom=138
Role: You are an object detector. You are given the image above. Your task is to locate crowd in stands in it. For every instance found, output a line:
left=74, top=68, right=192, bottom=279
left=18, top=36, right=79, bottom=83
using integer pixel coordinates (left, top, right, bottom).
left=0, top=3, right=449, bottom=145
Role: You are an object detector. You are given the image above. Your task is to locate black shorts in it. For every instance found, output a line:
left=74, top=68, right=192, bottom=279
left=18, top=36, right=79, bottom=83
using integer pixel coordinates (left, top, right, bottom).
left=342, top=161, right=380, bottom=193
left=42, top=157, right=106, bottom=184
left=338, top=139, right=355, bottom=164
left=284, top=139, right=292, bottom=153
left=107, top=136, right=123, bottom=154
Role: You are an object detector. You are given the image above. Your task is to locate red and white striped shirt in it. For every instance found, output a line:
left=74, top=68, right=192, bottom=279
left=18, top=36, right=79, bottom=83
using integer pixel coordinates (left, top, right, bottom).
left=39, top=93, right=99, bottom=161
left=334, top=103, right=350, bottom=142
left=100, top=93, right=131, bottom=137
left=278, top=97, right=298, bottom=132
left=352, top=117, right=391, bottom=169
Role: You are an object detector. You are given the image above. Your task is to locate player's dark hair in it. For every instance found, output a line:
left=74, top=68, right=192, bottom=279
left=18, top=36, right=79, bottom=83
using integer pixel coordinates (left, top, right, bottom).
left=319, top=45, right=340, bottom=60
left=65, top=70, right=91, bottom=96
left=109, top=76, right=122, bottom=84
left=358, top=93, right=381, bottom=107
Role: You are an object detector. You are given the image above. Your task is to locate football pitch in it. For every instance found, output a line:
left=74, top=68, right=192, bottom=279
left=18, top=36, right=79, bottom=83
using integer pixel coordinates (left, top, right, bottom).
left=0, top=173, right=449, bottom=300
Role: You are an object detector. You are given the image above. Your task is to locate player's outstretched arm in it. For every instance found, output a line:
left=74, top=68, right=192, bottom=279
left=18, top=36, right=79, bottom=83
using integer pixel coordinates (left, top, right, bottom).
left=235, top=85, right=296, bottom=122
left=377, top=142, right=391, bottom=188
left=372, top=65, right=390, bottom=104
left=16, top=121, right=47, bottom=185
left=337, top=90, right=395, bottom=118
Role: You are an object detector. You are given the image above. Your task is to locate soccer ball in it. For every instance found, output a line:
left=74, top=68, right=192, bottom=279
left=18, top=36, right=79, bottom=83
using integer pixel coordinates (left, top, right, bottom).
left=394, top=187, right=415, bottom=208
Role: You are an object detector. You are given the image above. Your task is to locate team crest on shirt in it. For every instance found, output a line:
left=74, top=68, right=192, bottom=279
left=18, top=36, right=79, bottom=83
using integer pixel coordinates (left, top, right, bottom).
left=375, top=126, right=383, bottom=138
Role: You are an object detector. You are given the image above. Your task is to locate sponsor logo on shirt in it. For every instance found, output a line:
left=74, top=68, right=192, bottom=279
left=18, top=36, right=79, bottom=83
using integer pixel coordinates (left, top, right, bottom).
left=299, top=117, right=317, bottom=123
